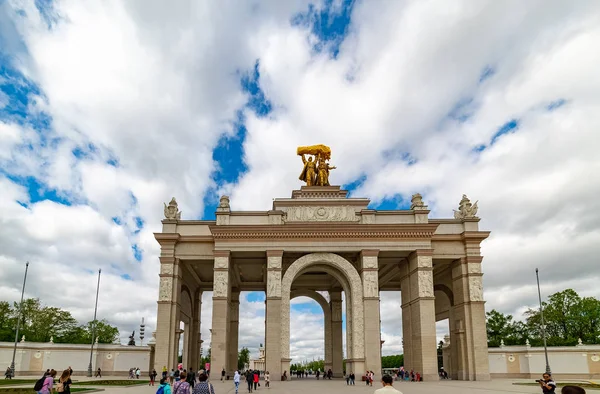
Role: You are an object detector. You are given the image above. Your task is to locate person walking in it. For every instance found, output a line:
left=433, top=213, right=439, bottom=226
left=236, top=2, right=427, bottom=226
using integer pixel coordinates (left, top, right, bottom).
left=173, top=372, right=190, bottom=394
left=136, top=368, right=141, bottom=379
left=193, top=372, right=215, bottom=394
left=150, top=369, right=157, bottom=386
left=57, top=369, right=72, bottom=394
left=4, top=367, right=11, bottom=379
left=374, top=374, right=402, bottom=394
left=264, top=371, right=270, bottom=389
left=96, top=368, right=102, bottom=378
left=162, top=366, right=168, bottom=380
left=221, top=368, right=226, bottom=382
left=169, top=369, right=175, bottom=385
left=186, top=368, right=195, bottom=389
left=234, top=370, right=240, bottom=394
left=253, top=371, right=259, bottom=391
left=38, top=369, right=56, bottom=394
left=350, top=372, right=355, bottom=385
left=158, top=378, right=172, bottom=394
left=245, top=370, right=254, bottom=393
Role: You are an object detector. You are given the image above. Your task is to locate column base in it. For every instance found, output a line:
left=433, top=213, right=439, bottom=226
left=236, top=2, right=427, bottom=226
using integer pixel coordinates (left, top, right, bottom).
left=346, top=358, right=364, bottom=377
left=280, top=358, right=291, bottom=381
left=423, top=373, right=438, bottom=381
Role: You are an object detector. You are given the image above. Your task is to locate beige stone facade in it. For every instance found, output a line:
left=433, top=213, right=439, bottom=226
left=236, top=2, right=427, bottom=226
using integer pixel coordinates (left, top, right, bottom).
left=153, top=186, right=491, bottom=381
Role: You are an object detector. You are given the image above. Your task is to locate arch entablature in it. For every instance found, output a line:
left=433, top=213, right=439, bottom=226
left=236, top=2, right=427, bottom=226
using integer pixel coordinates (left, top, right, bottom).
left=281, top=253, right=364, bottom=361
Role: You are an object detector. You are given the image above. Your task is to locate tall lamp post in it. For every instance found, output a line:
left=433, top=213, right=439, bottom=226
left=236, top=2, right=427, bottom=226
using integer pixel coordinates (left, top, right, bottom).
left=87, top=269, right=102, bottom=377
left=535, top=268, right=552, bottom=374
left=10, top=262, right=29, bottom=378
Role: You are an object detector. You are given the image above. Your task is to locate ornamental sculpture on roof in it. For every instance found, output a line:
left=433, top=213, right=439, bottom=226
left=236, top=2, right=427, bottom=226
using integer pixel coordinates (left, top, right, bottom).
left=163, top=197, right=181, bottom=220
left=298, top=144, right=336, bottom=186
left=454, top=194, right=478, bottom=219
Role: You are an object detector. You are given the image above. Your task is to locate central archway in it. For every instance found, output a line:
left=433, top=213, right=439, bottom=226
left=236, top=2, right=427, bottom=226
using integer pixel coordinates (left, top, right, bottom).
left=281, top=253, right=365, bottom=375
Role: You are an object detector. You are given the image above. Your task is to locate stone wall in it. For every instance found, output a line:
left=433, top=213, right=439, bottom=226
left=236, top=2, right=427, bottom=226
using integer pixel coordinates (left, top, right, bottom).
left=487, top=344, right=600, bottom=379
left=0, top=341, right=152, bottom=376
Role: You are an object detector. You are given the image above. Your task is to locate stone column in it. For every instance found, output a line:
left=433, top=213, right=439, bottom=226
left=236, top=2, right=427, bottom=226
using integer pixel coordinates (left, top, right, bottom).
left=400, top=272, right=412, bottom=370
left=265, top=250, right=283, bottom=380
left=330, top=290, right=344, bottom=378
left=228, top=290, right=240, bottom=375
left=361, top=250, right=382, bottom=379
left=155, top=254, right=182, bottom=371
left=324, top=304, right=333, bottom=373
left=210, top=251, right=231, bottom=374
left=407, top=250, right=437, bottom=381
left=451, top=256, right=489, bottom=380
left=189, top=290, right=202, bottom=370
left=182, top=322, right=189, bottom=368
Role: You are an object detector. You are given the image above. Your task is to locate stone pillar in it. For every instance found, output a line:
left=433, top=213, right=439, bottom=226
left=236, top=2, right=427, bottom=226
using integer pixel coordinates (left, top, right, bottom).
left=189, top=290, right=202, bottom=370
left=361, top=250, right=382, bottom=379
left=228, top=290, right=240, bottom=375
left=155, top=254, right=182, bottom=371
left=400, top=272, right=412, bottom=371
left=345, top=299, right=353, bottom=374
left=265, top=250, right=283, bottom=380
left=330, top=290, right=344, bottom=378
left=324, top=305, right=333, bottom=373
left=451, top=256, right=489, bottom=380
left=210, top=251, right=231, bottom=374
left=182, top=322, right=189, bottom=368
left=407, top=250, right=437, bottom=381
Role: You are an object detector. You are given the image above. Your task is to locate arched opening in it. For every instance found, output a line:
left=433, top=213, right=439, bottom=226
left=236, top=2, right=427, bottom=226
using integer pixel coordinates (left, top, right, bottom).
left=179, top=286, right=193, bottom=367
left=434, top=285, right=454, bottom=379
left=281, top=253, right=365, bottom=377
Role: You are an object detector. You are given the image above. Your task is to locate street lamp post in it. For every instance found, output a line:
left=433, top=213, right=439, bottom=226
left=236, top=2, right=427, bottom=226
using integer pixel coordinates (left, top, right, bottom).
left=10, top=262, right=29, bottom=378
left=535, top=268, right=552, bottom=375
left=87, top=269, right=102, bottom=377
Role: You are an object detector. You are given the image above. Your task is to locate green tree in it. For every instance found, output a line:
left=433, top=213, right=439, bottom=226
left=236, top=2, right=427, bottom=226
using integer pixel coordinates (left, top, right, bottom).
left=381, top=354, right=403, bottom=368
left=200, top=347, right=211, bottom=368
left=524, top=289, right=600, bottom=345
left=14, top=299, right=78, bottom=342
left=0, top=301, right=15, bottom=342
left=238, top=347, right=250, bottom=370
left=486, top=309, right=530, bottom=347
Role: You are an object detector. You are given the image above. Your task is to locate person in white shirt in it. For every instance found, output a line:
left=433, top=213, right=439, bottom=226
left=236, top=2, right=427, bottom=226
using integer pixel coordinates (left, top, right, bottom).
left=233, top=370, right=240, bottom=394
left=374, top=374, right=403, bottom=394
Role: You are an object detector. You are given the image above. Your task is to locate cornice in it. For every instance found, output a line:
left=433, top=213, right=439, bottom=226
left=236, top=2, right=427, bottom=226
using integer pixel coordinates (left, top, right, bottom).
left=209, top=223, right=439, bottom=240
left=462, top=231, right=491, bottom=242
left=154, top=233, right=180, bottom=244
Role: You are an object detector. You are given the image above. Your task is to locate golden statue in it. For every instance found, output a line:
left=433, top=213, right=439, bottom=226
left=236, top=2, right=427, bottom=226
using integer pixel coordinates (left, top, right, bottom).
left=298, top=144, right=335, bottom=186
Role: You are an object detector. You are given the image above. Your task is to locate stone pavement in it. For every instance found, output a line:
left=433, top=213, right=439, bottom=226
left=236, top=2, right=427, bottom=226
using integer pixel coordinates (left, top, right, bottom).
left=73, top=378, right=551, bottom=394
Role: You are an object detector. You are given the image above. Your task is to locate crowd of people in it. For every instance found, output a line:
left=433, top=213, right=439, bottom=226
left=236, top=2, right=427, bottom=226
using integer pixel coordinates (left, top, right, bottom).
left=153, top=366, right=271, bottom=394
left=4, top=363, right=587, bottom=394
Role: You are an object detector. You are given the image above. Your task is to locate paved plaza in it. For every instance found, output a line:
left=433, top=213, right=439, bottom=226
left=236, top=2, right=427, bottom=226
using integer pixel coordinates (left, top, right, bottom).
left=12, top=378, right=552, bottom=394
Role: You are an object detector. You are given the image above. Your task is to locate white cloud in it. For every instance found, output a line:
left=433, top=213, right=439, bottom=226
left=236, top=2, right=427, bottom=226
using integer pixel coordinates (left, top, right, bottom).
left=1, top=0, right=599, bottom=363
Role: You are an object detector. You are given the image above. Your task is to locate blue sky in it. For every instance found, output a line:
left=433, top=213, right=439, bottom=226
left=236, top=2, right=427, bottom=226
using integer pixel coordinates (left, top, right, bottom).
left=1, top=0, right=599, bottom=361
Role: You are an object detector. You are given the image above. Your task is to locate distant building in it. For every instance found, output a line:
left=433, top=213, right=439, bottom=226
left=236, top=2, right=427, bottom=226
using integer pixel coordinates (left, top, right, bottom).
left=248, top=345, right=265, bottom=372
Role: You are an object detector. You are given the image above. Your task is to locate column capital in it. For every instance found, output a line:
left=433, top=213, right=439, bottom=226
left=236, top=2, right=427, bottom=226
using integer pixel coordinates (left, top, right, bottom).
left=360, top=249, right=380, bottom=257
left=214, top=250, right=231, bottom=258
left=330, top=290, right=342, bottom=301
left=409, top=249, right=433, bottom=258
left=266, top=250, right=284, bottom=258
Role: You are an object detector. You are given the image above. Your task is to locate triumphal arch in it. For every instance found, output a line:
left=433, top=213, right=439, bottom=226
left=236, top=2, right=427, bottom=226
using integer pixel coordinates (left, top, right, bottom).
left=153, top=145, right=490, bottom=381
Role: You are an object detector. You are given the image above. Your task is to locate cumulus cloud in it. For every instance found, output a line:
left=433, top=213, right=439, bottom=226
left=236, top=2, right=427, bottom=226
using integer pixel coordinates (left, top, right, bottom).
left=1, top=0, right=599, bottom=362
